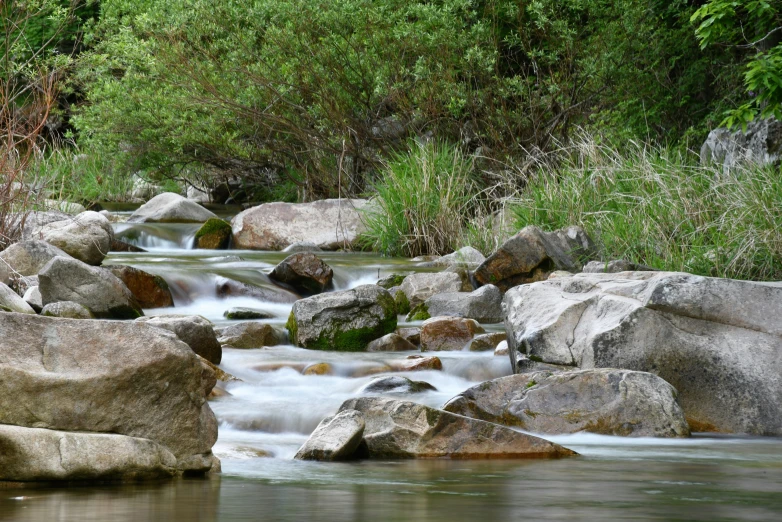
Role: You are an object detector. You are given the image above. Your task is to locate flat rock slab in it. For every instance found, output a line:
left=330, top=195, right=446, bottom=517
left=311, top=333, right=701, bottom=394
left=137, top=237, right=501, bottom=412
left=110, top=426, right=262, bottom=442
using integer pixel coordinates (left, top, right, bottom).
left=0, top=424, right=177, bottom=482
left=231, top=199, right=371, bottom=251
left=444, top=369, right=690, bottom=437
left=503, top=271, right=782, bottom=435
left=338, top=397, right=577, bottom=459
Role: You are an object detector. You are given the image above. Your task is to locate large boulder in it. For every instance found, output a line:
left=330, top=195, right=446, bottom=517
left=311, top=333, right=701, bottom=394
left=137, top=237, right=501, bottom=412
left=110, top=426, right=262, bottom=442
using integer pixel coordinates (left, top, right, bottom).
left=0, top=283, right=36, bottom=314
left=34, top=211, right=113, bottom=266
left=424, top=284, right=503, bottom=323
left=475, top=225, right=597, bottom=291
left=294, top=409, right=366, bottom=461
left=108, top=265, right=175, bottom=309
left=338, top=397, right=576, bottom=459
left=128, top=192, right=218, bottom=223
left=0, top=425, right=177, bottom=482
left=231, top=199, right=371, bottom=251
left=0, top=313, right=218, bottom=471
left=700, top=117, right=782, bottom=172
left=0, top=240, right=73, bottom=276
left=287, top=285, right=397, bottom=351
left=444, top=369, right=690, bottom=437
left=269, top=252, right=334, bottom=295
left=39, top=257, right=143, bottom=319
left=194, top=218, right=232, bottom=249
left=503, top=271, right=782, bottom=435
left=399, top=272, right=463, bottom=308
left=137, top=315, right=222, bottom=364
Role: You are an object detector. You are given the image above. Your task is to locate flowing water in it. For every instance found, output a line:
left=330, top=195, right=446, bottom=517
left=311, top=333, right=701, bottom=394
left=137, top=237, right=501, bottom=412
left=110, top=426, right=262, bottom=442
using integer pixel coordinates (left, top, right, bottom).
left=3, top=220, right=782, bottom=521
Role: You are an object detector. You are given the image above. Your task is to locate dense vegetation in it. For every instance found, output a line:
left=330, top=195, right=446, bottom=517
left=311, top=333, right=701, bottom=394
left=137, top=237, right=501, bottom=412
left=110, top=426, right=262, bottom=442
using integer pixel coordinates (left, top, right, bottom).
left=2, top=0, right=782, bottom=277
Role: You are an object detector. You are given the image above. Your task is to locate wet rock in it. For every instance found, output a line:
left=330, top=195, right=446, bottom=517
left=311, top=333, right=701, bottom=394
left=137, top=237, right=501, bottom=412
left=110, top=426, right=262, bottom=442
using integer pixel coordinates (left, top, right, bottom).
left=23, top=286, right=42, bottom=312
left=360, top=376, right=436, bottom=394
left=444, top=369, right=690, bottom=438
left=282, top=242, right=323, bottom=253
left=0, top=240, right=73, bottom=276
left=222, top=307, right=275, bottom=320
left=231, top=199, right=371, bottom=251
left=422, top=246, right=486, bottom=269
left=217, top=322, right=283, bottom=348
left=399, top=272, right=463, bottom=308
left=294, top=410, right=366, bottom=461
left=0, top=313, right=217, bottom=472
left=0, top=425, right=177, bottom=482
left=137, top=315, right=222, bottom=364
left=377, top=273, right=406, bottom=289
left=287, top=285, right=397, bottom=351
left=475, top=225, right=597, bottom=291
left=302, top=362, right=335, bottom=376
left=701, top=117, right=782, bottom=171
left=195, top=218, right=232, bottom=249
left=420, top=316, right=485, bottom=351
left=128, top=192, right=218, bottom=223
left=110, top=238, right=147, bottom=252
left=0, top=282, right=36, bottom=314
left=197, top=356, right=240, bottom=384
left=367, top=333, right=417, bottom=352
left=494, top=340, right=509, bottom=356
left=339, top=397, right=576, bottom=459
left=504, top=271, right=782, bottom=435
left=425, top=284, right=503, bottom=323
left=583, top=260, right=657, bottom=273
left=41, top=301, right=94, bottom=319
left=108, top=265, right=175, bottom=309
left=348, top=364, right=394, bottom=378
left=216, top=277, right=300, bottom=303
left=35, top=211, right=114, bottom=266
left=252, top=362, right=308, bottom=373
left=269, top=253, right=334, bottom=295
left=388, top=355, right=443, bottom=372
left=468, top=332, right=507, bottom=352
left=396, top=327, right=421, bottom=346
left=39, top=257, right=143, bottom=319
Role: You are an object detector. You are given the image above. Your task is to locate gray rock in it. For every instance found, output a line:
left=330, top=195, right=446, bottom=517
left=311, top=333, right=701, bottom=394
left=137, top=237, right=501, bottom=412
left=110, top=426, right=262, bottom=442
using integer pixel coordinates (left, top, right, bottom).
left=39, top=257, right=143, bottom=319
left=287, top=285, right=397, bottom=351
left=494, top=340, right=509, bottom=356
left=0, top=240, right=73, bottom=276
left=128, top=192, right=218, bottom=223
left=43, top=199, right=86, bottom=214
left=583, top=260, right=657, bottom=273
left=360, top=376, right=436, bottom=394
left=0, top=282, right=36, bottom=314
left=294, top=410, right=366, bottom=461
left=376, top=274, right=406, bottom=289
left=0, top=313, right=217, bottom=470
left=7, top=273, right=38, bottom=297
left=41, top=301, right=94, bottom=319
left=137, top=315, right=222, bottom=364
left=425, top=284, right=503, bottom=323
left=20, top=210, right=71, bottom=240
left=423, top=246, right=486, bottom=269
left=217, top=322, right=283, bottom=348
left=475, top=225, right=597, bottom=291
left=420, top=316, right=484, bottom=351
left=23, top=286, right=42, bottom=311
left=215, top=277, right=300, bottom=303
left=701, top=117, right=782, bottom=172
left=503, top=271, right=782, bottom=435
left=269, top=252, right=334, bottom=295
left=468, top=332, right=507, bottom=352
left=396, top=327, right=421, bottom=346
left=338, top=397, right=576, bottom=459
left=35, top=211, right=114, bottom=265
left=366, top=333, right=417, bottom=352
left=223, top=307, right=275, bottom=320
left=231, top=199, right=371, bottom=251
left=282, top=242, right=323, bottom=253
left=444, top=369, right=690, bottom=437
left=108, top=265, right=175, bottom=309
left=0, top=424, right=178, bottom=482
left=399, top=272, right=463, bottom=308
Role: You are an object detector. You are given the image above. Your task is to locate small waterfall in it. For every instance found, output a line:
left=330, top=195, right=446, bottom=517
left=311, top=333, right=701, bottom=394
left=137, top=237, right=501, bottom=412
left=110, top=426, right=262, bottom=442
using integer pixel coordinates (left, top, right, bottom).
left=113, top=222, right=201, bottom=250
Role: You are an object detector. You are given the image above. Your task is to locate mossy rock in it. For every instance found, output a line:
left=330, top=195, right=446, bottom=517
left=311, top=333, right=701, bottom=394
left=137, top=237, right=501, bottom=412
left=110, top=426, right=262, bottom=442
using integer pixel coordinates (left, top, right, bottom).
left=377, top=274, right=406, bottom=289
left=195, top=218, right=232, bottom=249
left=406, top=303, right=430, bottom=322
left=394, top=290, right=410, bottom=316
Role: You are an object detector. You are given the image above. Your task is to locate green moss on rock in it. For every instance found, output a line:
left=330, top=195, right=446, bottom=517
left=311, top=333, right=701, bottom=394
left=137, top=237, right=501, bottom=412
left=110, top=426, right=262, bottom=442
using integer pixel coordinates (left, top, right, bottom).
left=195, top=218, right=232, bottom=249
left=286, top=311, right=298, bottom=345
left=394, top=290, right=410, bottom=316
left=406, top=303, right=430, bottom=322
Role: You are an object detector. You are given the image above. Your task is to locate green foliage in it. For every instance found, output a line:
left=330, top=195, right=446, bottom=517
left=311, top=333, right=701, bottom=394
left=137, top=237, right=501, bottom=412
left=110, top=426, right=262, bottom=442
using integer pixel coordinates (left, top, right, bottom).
left=511, top=137, right=782, bottom=281
left=692, top=0, right=782, bottom=125
left=360, top=141, right=477, bottom=257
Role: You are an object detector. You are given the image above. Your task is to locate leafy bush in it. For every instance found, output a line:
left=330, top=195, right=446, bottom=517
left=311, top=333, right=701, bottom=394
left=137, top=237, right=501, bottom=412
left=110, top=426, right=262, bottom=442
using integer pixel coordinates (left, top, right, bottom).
left=511, top=137, right=782, bottom=280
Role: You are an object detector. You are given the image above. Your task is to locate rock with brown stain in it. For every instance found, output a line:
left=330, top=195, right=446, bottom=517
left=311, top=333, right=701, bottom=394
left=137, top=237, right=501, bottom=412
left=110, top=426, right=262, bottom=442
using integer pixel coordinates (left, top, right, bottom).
left=420, top=316, right=485, bottom=351
left=109, top=265, right=174, bottom=309
left=269, top=253, right=334, bottom=295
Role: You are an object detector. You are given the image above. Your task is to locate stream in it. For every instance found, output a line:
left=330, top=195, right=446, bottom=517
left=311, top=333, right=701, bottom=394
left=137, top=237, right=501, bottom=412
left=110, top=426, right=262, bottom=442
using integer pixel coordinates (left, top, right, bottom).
left=2, top=219, right=781, bottom=521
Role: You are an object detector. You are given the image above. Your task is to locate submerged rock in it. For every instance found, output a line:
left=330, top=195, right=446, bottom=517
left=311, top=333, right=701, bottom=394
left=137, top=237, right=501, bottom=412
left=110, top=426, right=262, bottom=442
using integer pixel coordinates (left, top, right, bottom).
left=269, top=252, right=334, bottom=295
left=425, top=284, right=503, bottom=323
left=216, top=277, right=300, bottom=304
left=108, top=265, right=175, bottom=309
left=420, top=316, right=484, bottom=351
left=444, top=369, right=690, bottom=437
left=475, top=225, right=596, bottom=291
left=128, top=192, right=218, bottom=223
left=338, top=397, right=577, bottom=459
left=282, top=241, right=323, bottom=254
left=504, top=271, right=782, bottom=435
left=222, top=307, right=275, bottom=320
left=287, top=285, right=397, bottom=351
left=294, top=410, right=366, bottom=461
left=231, top=199, right=371, bottom=251
left=360, top=376, right=436, bottom=394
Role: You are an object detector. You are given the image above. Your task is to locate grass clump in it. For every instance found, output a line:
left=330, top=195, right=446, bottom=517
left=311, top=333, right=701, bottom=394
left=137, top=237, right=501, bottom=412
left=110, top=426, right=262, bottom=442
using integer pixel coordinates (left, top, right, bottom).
left=511, top=137, right=782, bottom=281
left=360, top=141, right=478, bottom=258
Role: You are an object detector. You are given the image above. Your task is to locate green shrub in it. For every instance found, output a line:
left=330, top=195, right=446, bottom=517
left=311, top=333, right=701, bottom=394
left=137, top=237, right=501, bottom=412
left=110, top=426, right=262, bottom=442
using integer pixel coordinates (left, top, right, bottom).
left=511, top=137, right=782, bottom=280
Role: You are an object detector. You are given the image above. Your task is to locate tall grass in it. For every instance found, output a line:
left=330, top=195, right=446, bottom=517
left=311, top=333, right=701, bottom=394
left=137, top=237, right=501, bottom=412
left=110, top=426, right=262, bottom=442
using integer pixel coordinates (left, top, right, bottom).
left=512, top=137, right=782, bottom=280
left=360, top=141, right=479, bottom=257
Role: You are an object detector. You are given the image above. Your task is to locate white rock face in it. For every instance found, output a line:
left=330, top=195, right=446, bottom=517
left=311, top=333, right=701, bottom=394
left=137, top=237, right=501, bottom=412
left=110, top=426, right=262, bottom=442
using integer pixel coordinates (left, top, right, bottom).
left=294, top=409, right=366, bottom=461
left=128, top=192, right=218, bottom=223
left=503, top=271, right=782, bottom=435
left=399, top=272, right=463, bottom=308
left=231, top=199, right=371, bottom=251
